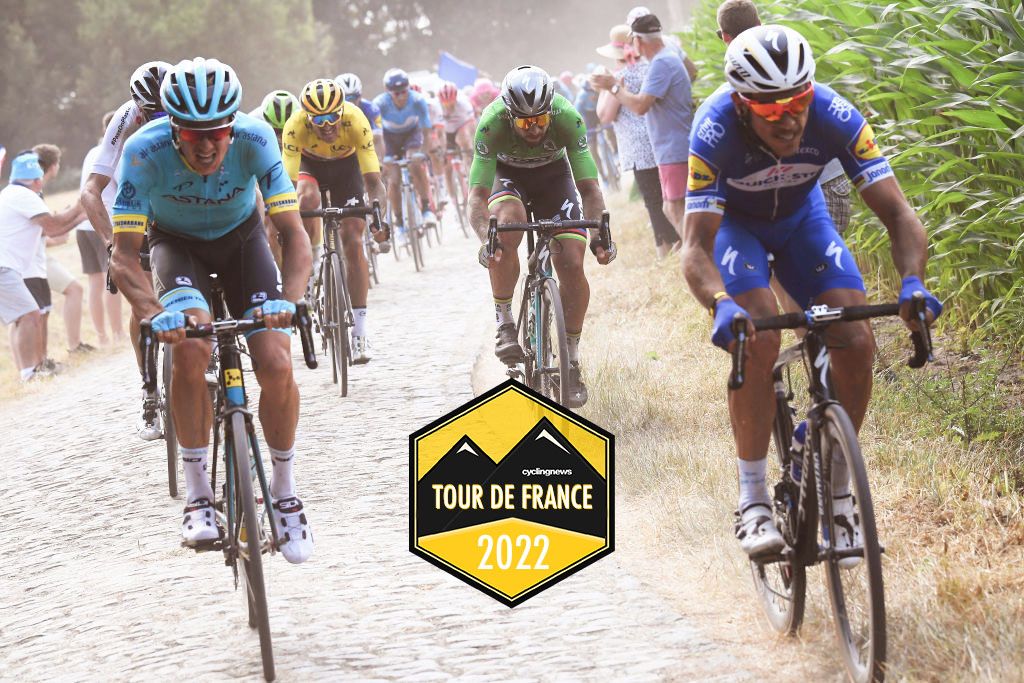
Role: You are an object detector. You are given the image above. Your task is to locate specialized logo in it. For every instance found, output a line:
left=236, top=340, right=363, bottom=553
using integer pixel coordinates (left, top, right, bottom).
left=687, top=154, right=717, bottom=191
left=851, top=123, right=882, bottom=161
left=410, top=380, right=614, bottom=606
left=825, top=241, right=845, bottom=270
left=721, top=245, right=739, bottom=276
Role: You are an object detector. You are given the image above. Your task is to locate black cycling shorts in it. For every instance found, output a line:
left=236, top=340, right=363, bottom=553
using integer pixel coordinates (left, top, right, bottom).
left=298, top=154, right=366, bottom=208
left=149, top=210, right=282, bottom=320
left=488, top=156, right=585, bottom=236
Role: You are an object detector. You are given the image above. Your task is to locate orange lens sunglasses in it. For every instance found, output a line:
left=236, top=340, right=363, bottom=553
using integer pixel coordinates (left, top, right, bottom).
left=177, top=126, right=232, bottom=143
left=512, top=113, right=551, bottom=130
left=740, top=83, right=815, bottom=122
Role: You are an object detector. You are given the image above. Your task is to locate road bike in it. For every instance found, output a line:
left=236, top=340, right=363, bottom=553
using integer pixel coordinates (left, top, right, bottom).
left=444, top=145, right=472, bottom=239
left=140, top=282, right=317, bottom=683
left=484, top=211, right=611, bottom=407
left=592, top=124, right=620, bottom=193
left=391, top=154, right=427, bottom=272
left=363, top=219, right=380, bottom=288
left=300, top=200, right=384, bottom=398
left=728, top=296, right=933, bottom=683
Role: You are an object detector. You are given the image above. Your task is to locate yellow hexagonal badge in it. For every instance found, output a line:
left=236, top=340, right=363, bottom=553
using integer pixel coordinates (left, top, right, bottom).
left=410, top=379, right=614, bottom=607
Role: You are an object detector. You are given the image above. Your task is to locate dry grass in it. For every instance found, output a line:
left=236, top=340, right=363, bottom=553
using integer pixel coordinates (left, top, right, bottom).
left=580, top=189, right=1024, bottom=681
left=0, top=190, right=132, bottom=402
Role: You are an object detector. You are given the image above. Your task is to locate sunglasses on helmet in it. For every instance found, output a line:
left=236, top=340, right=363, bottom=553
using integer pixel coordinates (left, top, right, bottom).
left=739, top=83, right=815, bottom=122
left=175, top=125, right=232, bottom=143
left=309, top=111, right=341, bottom=127
left=512, top=113, right=551, bottom=130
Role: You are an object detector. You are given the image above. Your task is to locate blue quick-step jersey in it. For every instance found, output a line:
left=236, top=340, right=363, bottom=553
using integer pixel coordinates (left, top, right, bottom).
left=685, top=82, right=894, bottom=221
left=112, top=112, right=298, bottom=240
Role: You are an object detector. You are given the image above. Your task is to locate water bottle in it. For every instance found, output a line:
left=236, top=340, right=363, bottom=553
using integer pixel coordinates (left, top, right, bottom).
left=790, top=420, right=807, bottom=482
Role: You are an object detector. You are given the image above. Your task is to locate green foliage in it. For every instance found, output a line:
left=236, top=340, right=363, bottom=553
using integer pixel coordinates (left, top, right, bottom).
left=683, top=0, right=1024, bottom=349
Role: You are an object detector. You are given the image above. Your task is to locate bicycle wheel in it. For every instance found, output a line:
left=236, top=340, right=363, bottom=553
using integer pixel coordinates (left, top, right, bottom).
left=364, top=229, right=379, bottom=286
left=820, top=404, right=886, bottom=683
left=406, top=187, right=425, bottom=272
left=537, top=278, right=569, bottom=404
left=161, top=344, right=181, bottom=499
left=452, top=167, right=471, bottom=238
left=750, top=393, right=807, bottom=635
left=230, top=412, right=274, bottom=681
left=326, top=252, right=349, bottom=397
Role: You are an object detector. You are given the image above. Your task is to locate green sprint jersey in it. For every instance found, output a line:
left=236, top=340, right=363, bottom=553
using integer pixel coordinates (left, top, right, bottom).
left=469, top=93, right=598, bottom=188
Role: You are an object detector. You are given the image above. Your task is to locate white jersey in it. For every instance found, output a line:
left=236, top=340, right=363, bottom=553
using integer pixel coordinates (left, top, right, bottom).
left=441, top=95, right=475, bottom=134
left=76, top=145, right=109, bottom=231
left=427, top=97, right=443, bottom=128
left=91, top=100, right=147, bottom=179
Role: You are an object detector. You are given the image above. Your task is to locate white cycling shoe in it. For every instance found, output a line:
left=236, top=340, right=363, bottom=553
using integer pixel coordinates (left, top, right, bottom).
left=735, top=503, right=785, bottom=558
left=181, top=498, right=220, bottom=545
left=352, top=336, right=371, bottom=364
left=422, top=209, right=438, bottom=227
left=831, top=494, right=863, bottom=569
left=137, top=389, right=162, bottom=441
left=272, top=496, right=314, bottom=564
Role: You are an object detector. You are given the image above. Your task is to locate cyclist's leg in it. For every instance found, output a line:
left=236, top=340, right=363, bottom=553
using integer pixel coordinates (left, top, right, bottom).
left=406, top=130, right=435, bottom=217
left=428, top=125, right=445, bottom=192
left=487, top=170, right=526, bottom=359
left=295, top=171, right=323, bottom=249
left=443, top=132, right=458, bottom=199
left=382, top=130, right=404, bottom=224
left=326, top=154, right=372, bottom=355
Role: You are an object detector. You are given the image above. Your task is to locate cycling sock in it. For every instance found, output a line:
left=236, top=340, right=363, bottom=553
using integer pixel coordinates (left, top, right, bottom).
left=494, top=297, right=514, bottom=326
left=566, top=331, right=582, bottom=363
left=831, top=448, right=851, bottom=498
left=269, top=446, right=296, bottom=499
left=353, top=307, right=367, bottom=337
left=737, top=457, right=771, bottom=510
left=182, top=446, right=215, bottom=503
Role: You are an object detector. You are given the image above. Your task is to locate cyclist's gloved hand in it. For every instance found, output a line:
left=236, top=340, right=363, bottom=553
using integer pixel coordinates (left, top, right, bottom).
left=898, top=275, right=942, bottom=322
left=151, top=309, right=186, bottom=333
left=590, top=238, right=617, bottom=265
left=261, top=299, right=296, bottom=329
left=711, top=298, right=750, bottom=351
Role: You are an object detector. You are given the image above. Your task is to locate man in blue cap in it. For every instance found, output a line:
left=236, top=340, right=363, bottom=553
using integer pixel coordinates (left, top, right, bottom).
left=0, top=151, right=83, bottom=380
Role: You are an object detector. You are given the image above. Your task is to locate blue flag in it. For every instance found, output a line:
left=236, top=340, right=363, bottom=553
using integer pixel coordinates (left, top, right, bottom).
left=438, top=51, right=478, bottom=88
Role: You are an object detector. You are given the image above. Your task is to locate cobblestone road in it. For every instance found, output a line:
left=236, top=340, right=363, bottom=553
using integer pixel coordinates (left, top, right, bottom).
left=1, top=228, right=753, bottom=681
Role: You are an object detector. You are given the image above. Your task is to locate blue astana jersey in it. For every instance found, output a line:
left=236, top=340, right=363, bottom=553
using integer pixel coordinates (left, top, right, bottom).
left=685, top=82, right=894, bottom=221
left=112, top=112, right=298, bottom=240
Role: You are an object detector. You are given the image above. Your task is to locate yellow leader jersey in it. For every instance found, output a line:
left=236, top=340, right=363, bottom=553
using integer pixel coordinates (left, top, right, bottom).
left=281, top=102, right=380, bottom=180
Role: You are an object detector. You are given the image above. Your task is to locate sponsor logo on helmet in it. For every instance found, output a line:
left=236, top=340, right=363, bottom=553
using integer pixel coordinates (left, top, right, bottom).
left=687, top=154, right=718, bottom=191
left=827, top=96, right=854, bottom=123
left=696, top=118, right=726, bottom=148
left=850, top=123, right=882, bottom=161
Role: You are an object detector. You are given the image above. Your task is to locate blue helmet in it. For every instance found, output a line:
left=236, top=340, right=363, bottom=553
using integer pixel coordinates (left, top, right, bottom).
left=160, top=57, right=242, bottom=126
left=383, top=68, right=410, bottom=91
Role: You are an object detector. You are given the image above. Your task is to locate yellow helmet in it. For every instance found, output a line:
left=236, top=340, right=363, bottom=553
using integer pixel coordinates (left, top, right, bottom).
left=300, top=78, right=344, bottom=115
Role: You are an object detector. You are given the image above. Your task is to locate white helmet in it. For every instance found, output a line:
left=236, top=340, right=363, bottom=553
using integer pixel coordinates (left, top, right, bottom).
left=724, top=25, right=815, bottom=95
left=335, top=73, right=362, bottom=99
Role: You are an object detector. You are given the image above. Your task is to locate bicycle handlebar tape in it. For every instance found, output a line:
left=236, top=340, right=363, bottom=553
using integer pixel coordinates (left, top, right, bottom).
left=295, top=301, right=318, bottom=370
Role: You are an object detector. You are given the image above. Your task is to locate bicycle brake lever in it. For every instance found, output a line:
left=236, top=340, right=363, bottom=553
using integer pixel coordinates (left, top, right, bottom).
left=907, top=293, right=933, bottom=369
left=139, top=320, right=158, bottom=392
left=728, top=319, right=747, bottom=391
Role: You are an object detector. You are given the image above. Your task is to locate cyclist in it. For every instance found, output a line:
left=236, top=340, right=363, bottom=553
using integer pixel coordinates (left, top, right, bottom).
left=374, top=69, right=438, bottom=238
left=281, top=78, right=389, bottom=364
left=470, top=65, right=616, bottom=408
left=573, top=79, right=610, bottom=189
left=109, top=57, right=315, bottom=563
left=437, top=81, right=476, bottom=206
left=250, top=89, right=299, bottom=264
left=80, top=60, right=171, bottom=441
left=419, top=84, right=450, bottom=209
left=336, top=73, right=384, bottom=166
left=681, top=26, right=942, bottom=558
left=469, top=78, right=500, bottom=117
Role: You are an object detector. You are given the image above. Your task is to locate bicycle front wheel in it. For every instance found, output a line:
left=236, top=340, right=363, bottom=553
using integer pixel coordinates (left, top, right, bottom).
left=538, top=278, right=569, bottom=405
left=230, top=412, right=274, bottom=681
left=406, top=190, right=425, bottom=272
left=820, top=404, right=886, bottom=683
left=161, top=344, right=181, bottom=499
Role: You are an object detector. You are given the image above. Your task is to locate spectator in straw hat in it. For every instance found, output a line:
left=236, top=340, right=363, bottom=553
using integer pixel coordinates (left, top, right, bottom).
left=594, top=24, right=679, bottom=257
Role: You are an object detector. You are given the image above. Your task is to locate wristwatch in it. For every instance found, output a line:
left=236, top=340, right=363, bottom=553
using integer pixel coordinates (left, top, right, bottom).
left=610, top=83, right=621, bottom=95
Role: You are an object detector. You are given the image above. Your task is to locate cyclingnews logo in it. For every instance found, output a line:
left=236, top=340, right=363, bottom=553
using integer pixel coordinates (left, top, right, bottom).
left=409, top=380, right=614, bottom=606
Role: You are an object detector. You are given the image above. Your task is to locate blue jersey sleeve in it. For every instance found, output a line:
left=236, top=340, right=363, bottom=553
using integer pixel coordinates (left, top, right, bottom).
left=112, top=135, right=154, bottom=234
left=818, top=90, right=894, bottom=190
left=244, top=118, right=297, bottom=216
left=364, top=101, right=382, bottom=131
left=684, top=95, right=731, bottom=216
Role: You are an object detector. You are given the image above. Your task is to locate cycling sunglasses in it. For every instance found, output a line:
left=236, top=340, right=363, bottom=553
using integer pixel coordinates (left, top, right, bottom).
left=309, top=111, right=341, bottom=127
left=176, top=125, right=232, bottom=143
left=512, top=113, right=551, bottom=130
left=739, top=83, right=815, bottom=122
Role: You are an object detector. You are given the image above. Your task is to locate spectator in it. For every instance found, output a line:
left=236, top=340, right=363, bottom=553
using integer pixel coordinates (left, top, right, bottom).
left=626, top=5, right=700, bottom=81
left=75, top=112, right=125, bottom=346
left=32, top=144, right=89, bottom=357
left=593, top=24, right=680, bottom=258
left=592, top=12, right=693, bottom=240
left=0, top=152, right=81, bottom=381
left=554, top=70, right=577, bottom=101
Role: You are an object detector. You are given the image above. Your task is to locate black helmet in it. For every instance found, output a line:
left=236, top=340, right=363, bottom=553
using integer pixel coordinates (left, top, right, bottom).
left=500, top=65, right=554, bottom=118
left=130, top=60, right=172, bottom=113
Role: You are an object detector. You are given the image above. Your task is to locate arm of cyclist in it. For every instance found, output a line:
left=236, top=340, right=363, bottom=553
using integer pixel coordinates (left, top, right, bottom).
left=268, top=208, right=311, bottom=329
left=858, top=176, right=942, bottom=328
left=682, top=210, right=755, bottom=350
left=561, top=110, right=615, bottom=265
left=81, top=173, right=115, bottom=242
left=576, top=178, right=613, bottom=265
left=364, top=171, right=390, bottom=241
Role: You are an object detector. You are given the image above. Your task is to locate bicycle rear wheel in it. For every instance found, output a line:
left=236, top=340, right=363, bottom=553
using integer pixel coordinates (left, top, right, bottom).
left=162, top=344, right=181, bottom=499
left=538, top=278, right=569, bottom=405
left=750, top=392, right=807, bottom=635
left=230, top=412, right=274, bottom=681
left=820, top=404, right=886, bottom=683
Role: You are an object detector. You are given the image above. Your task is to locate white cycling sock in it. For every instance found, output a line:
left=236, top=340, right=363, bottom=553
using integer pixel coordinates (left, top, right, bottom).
left=566, top=332, right=582, bottom=363
left=353, top=307, right=367, bottom=337
left=269, top=446, right=296, bottom=499
left=831, top=449, right=851, bottom=498
left=494, top=297, right=514, bottom=327
left=182, top=446, right=214, bottom=503
left=737, top=457, right=771, bottom=511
